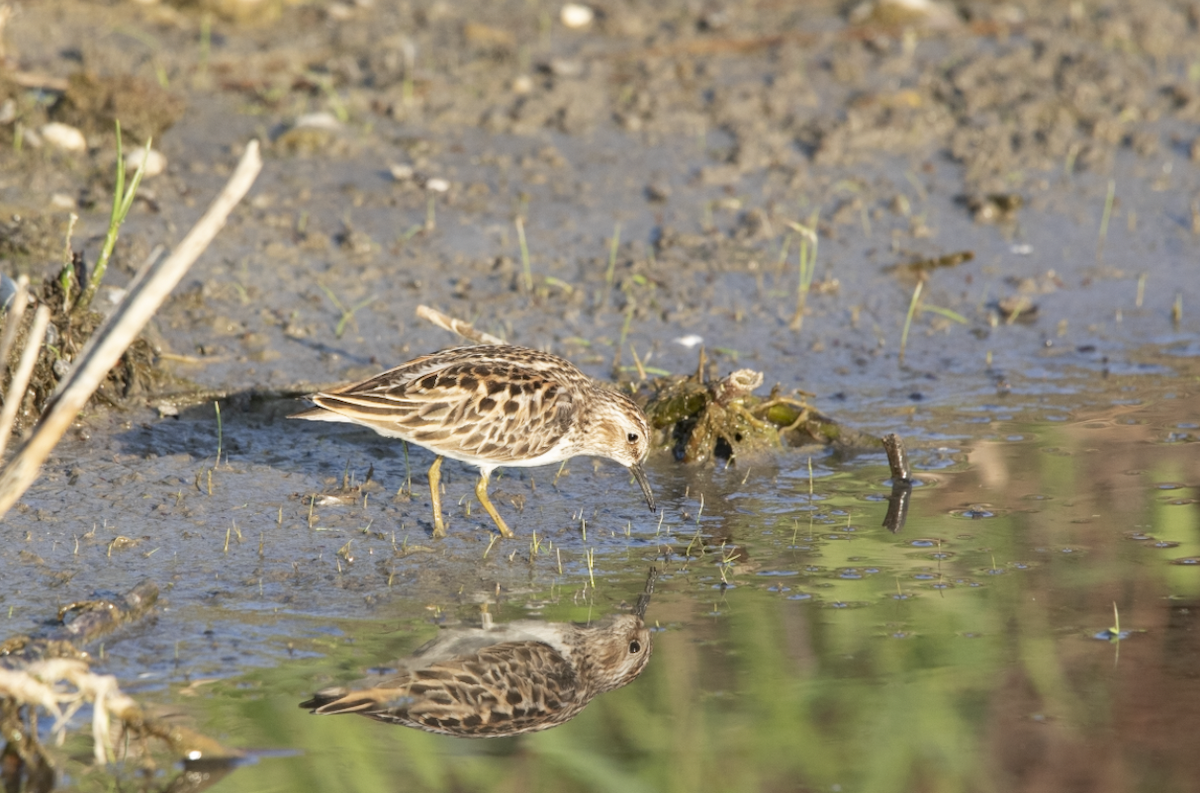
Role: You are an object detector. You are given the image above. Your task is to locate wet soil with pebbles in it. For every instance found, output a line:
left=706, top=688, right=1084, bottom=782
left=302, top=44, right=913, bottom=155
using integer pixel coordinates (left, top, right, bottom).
left=0, top=1, right=1198, bottom=783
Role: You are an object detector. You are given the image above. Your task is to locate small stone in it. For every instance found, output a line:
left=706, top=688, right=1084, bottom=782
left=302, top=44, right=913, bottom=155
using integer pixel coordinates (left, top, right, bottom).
left=560, top=3, right=594, bottom=28
left=849, top=0, right=959, bottom=28
left=511, top=75, right=534, bottom=95
left=294, top=112, right=342, bottom=131
left=699, top=8, right=730, bottom=30
left=425, top=177, right=450, bottom=192
left=125, top=147, right=167, bottom=178
left=645, top=181, right=671, bottom=202
left=0, top=274, right=19, bottom=310
left=543, top=58, right=585, bottom=78
left=49, top=193, right=77, bottom=210
left=389, top=163, right=415, bottom=181
left=40, top=122, right=87, bottom=152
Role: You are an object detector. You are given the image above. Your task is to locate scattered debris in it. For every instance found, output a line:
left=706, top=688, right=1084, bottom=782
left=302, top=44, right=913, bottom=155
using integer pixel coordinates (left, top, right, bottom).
left=885, top=250, right=974, bottom=276
left=966, top=193, right=1024, bottom=224
left=275, top=112, right=344, bottom=155
left=995, top=295, right=1038, bottom=323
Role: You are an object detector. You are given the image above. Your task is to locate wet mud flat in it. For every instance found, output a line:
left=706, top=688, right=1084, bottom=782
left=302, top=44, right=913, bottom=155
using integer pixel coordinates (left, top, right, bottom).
left=1, top=0, right=1200, bottom=790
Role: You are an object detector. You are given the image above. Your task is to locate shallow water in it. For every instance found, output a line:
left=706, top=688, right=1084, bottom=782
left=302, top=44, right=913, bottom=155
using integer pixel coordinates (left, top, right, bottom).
left=214, top=389, right=1198, bottom=793
left=15, top=369, right=1197, bottom=793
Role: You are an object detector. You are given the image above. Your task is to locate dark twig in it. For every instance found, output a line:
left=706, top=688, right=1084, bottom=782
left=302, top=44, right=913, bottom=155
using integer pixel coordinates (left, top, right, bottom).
left=882, top=433, right=911, bottom=483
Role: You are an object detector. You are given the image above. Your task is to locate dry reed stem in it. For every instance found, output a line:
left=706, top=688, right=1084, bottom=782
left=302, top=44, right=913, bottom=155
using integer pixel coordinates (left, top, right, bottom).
left=416, top=304, right=505, bottom=345
left=0, top=305, right=51, bottom=459
left=0, top=658, right=138, bottom=764
left=0, top=274, right=30, bottom=374
left=0, top=141, right=263, bottom=519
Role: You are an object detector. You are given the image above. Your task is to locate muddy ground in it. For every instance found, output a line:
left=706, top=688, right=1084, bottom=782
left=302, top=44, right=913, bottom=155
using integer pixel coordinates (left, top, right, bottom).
left=0, top=0, right=1199, bottom=787
left=3, top=0, right=1197, bottom=408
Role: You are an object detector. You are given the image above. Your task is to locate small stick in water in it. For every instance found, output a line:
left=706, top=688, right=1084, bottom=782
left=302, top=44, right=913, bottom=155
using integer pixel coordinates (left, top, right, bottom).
left=882, top=433, right=911, bottom=483
left=881, top=433, right=912, bottom=534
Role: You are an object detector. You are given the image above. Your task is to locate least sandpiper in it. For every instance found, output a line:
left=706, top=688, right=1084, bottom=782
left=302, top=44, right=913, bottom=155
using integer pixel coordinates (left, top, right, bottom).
left=300, top=569, right=657, bottom=737
left=289, top=344, right=655, bottom=538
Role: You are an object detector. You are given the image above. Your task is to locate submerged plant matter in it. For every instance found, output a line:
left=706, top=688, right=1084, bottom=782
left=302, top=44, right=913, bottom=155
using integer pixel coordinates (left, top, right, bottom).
left=643, top=349, right=864, bottom=464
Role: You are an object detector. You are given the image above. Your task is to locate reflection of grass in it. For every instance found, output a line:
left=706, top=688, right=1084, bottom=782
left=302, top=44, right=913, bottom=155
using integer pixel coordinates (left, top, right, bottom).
left=191, top=553, right=1019, bottom=792
left=171, top=432, right=1196, bottom=792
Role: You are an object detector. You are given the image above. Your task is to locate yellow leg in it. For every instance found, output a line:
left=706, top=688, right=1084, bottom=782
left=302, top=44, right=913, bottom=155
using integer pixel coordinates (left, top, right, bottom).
left=475, top=470, right=514, bottom=539
left=428, top=456, right=446, bottom=538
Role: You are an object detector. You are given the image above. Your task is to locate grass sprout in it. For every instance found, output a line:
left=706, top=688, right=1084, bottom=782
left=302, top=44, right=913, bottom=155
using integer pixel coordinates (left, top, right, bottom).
left=516, top=216, right=532, bottom=292
left=74, top=122, right=152, bottom=317
left=317, top=282, right=376, bottom=339
left=787, top=214, right=820, bottom=332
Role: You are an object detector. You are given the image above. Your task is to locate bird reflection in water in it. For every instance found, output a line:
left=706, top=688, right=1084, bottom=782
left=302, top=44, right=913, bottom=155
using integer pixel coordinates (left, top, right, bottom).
left=300, top=568, right=657, bottom=738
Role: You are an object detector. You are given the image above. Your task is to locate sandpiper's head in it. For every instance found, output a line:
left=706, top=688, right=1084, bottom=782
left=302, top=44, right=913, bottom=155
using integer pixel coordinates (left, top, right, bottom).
left=586, top=388, right=655, bottom=513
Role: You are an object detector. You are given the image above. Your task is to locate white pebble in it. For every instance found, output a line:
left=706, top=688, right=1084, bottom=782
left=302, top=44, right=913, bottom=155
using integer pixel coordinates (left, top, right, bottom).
left=49, top=193, right=76, bottom=210
left=40, top=122, right=87, bottom=152
left=546, top=58, right=584, bottom=78
left=294, top=112, right=342, bottom=131
left=125, top=147, right=167, bottom=178
left=511, top=75, right=534, bottom=95
left=389, top=163, right=415, bottom=181
left=850, top=0, right=958, bottom=27
left=425, top=177, right=450, bottom=192
left=674, top=334, right=704, bottom=349
left=560, top=3, right=594, bottom=28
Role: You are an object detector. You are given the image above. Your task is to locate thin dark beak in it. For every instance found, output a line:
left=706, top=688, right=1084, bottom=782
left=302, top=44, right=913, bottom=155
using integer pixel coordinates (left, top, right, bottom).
left=631, top=463, right=655, bottom=513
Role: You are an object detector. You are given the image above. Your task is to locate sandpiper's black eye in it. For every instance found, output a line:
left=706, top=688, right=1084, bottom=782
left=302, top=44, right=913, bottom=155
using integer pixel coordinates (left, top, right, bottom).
left=629, top=640, right=642, bottom=654
left=627, top=432, right=639, bottom=443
